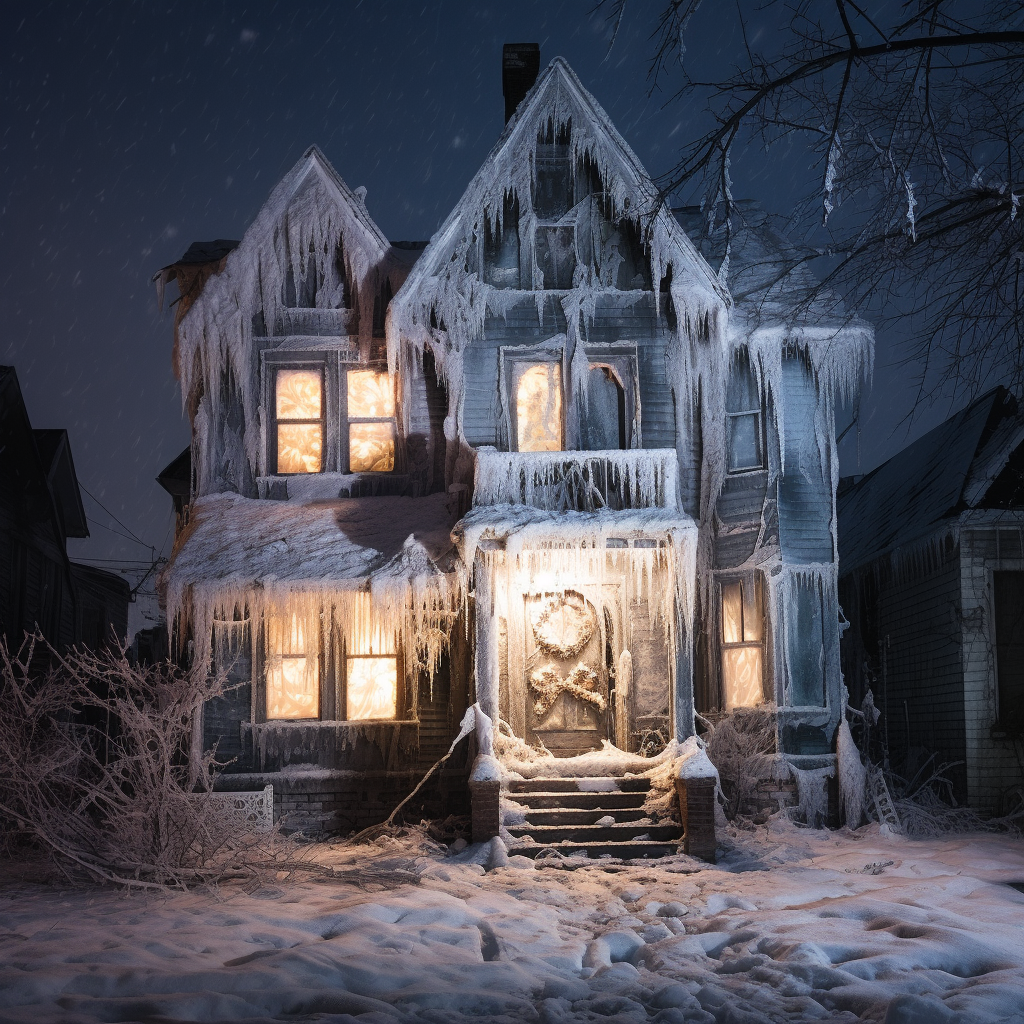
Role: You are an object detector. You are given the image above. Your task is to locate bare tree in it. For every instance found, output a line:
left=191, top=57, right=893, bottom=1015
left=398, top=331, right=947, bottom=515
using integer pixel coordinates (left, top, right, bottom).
left=606, top=1, right=1024, bottom=401
left=0, top=635, right=263, bottom=887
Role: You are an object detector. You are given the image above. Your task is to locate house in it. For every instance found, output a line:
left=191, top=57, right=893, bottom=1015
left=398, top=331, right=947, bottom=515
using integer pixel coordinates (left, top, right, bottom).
left=157, top=51, right=871, bottom=843
left=839, top=387, right=1024, bottom=815
left=0, top=366, right=130, bottom=657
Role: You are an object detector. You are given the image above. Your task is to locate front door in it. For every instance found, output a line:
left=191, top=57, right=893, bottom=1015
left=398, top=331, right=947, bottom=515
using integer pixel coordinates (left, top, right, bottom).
left=525, top=590, right=607, bottom=756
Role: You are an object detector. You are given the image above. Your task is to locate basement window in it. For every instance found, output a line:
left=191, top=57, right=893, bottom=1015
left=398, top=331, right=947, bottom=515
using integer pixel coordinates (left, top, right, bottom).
left=266, top=609, right=319, bottom=720
left=515, top=362, right=563, bottom=452
left=347, top=369, right=396, bottom=472
left=721, top=576, right=764, bottom=711
left=274, top=368, right=323, bottom=474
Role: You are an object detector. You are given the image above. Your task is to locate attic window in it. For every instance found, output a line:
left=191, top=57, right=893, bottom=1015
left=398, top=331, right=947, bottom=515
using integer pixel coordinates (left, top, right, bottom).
left=721, top=577, right=763, bottom=711
left=347, top=369, right=395, bottom=472
left=266, top=609, right=319, bottom=720
left=536, top=226, right=576, bottom=289
left=726, top=356, right=763, bottom=473
left=484, top=194, right=521, bottom=289
left=515, top=362, right=563, bottom=452
left=275, top=369, right=323, bottom=474
left=535, top=140, right=572, bottom=219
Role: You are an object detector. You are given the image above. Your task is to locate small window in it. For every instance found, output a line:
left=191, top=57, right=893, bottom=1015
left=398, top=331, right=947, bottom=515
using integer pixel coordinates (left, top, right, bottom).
left=484, top=194, right=521, bottom=289
left=516, top=362, right=563, bottom=452
left=726, top=356, right=763, bottom=473
left=347, top=369, right=395, bottom=472
left=581, top=364, right=626, bottom=451
left=721, top=577, right=764, bottom=711
left=275, top=369, right=323, bottom=474
left=266, top=608, right=319, bottom=720
left=534, top=142, right=572, bottom=219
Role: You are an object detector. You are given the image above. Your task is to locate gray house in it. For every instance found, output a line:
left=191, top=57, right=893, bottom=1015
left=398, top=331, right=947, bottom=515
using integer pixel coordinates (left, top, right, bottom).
left=839, top=387, right=1024, bottom=815
left=158, top=53, right=871, bottom=841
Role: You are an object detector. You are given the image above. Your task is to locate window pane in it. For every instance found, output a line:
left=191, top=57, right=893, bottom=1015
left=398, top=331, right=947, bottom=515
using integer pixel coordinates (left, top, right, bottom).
left=348, top=369, right=394, bottom=418
left=722, top=581, right=743, bottom=644
left=276, top=369, right=322, bottom=419
left=743, top=578, right=762, bottom=643
left=723, top=646, right=763, bottom=711
left=728, top=413, right=762, bottom=472
left=517, top=363, right=563, bottom=452
left=349, top=422, right=395, bottom=472
left=267, top=610, right=318, bottom=720
left=277, top=423, right=322, bottom=474
left=347, top=657, right=398, bottom=720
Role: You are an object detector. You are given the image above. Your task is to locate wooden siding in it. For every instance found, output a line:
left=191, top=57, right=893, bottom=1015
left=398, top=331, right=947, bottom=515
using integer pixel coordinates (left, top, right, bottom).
left=959, top=524, right=1024, bottom=814
left=715, top=470, right=768, bottom=568
left=778, top=356, right=833, bottom=564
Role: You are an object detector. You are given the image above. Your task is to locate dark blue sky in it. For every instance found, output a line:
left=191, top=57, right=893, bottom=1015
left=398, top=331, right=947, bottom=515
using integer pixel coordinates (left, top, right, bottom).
left=1, top=1, right=935, bottom=587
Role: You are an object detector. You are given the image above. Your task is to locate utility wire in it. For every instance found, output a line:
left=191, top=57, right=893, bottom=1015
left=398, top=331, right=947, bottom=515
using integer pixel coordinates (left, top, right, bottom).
left=85, top=516, right=154, bottom=550
left=79, top=483, right=151, bottom=549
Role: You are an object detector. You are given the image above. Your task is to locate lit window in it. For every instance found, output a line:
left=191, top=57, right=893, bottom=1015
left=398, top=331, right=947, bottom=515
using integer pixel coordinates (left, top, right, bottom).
left=275, top=369, right=323, bottom=474
left=345, top=595, right=397, bottom=720
left=347, top=369, right=395, bottom=472
left=516, top=363, right=563, bottom=452
left=266, top=609, right=319, bottom=719
left=721, top=577, right=763, bottom=711
left=726, top=357, right=763, bottom=473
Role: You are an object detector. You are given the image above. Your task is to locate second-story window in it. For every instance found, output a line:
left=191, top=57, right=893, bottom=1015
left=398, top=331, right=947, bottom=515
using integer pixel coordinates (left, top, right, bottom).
left=726, top=356, right=764, bottom=473
left=347, top=369, right=395, bottom=472
left=515, top=362, right=563, bottom=452
left=275, top=368, right=323, bottom=474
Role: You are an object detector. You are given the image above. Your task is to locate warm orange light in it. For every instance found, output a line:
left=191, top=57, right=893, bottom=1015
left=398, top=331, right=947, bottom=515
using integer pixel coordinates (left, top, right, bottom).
left=723, top=647, right=763, bottom=711
left=349, top=422, right=395, bottom=472
left=266, top=611, right=319, bottom=719
left=346, top=657, right=398, bottom=719
left=348, top=369, right=395, bottom=418
left=516, top=363, right=562, bottom=452
left=276, top=370, right=323, bottom=474
left=277, top=424, right=322, bottom=474
left=276, top=370, right=322, bottom=418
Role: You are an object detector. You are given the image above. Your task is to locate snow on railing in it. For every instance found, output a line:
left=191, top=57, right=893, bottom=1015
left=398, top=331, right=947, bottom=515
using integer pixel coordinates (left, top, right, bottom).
left=473, top=448, right=678, bottom=512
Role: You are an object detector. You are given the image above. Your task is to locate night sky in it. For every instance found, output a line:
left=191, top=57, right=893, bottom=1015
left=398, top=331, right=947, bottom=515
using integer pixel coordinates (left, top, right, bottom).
left=2, top=1, right=941, bottom=606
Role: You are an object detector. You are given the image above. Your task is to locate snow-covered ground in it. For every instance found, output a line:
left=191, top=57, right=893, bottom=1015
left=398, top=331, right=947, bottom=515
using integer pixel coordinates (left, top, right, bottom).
left=1, top=820, right=1023, bottom=1023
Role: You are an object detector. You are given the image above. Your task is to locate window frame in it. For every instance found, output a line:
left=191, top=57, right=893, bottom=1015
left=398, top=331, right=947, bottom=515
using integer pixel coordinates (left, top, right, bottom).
left=345, top=365, right=397, bottom=474
left=509, top=358, right=565, bottom=453
left=271, top=365, right=326, bottom=476
left=719, top=574, right=766, bottom=711
left=725, top=355, right=766, bottom=475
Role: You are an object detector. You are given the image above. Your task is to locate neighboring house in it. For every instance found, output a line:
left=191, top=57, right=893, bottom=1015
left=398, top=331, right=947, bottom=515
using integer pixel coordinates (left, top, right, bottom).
left=0, top=365, right=130, bottom=655
left=158, top=53, right=871, bottom=837
left=839, top=387, right=1024, bottom=815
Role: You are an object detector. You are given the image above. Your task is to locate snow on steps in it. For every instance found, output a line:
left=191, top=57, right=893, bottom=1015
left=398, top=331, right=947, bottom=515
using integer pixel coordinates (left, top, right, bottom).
left=505, top=776, right=682, bottom=861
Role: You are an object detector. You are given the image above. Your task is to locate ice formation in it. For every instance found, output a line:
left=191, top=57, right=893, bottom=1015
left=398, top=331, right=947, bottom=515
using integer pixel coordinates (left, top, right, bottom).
left=836, top=717, right=867, bottom=828
left=162, top=492, right=460, bottom=682
left=161, top=146, right=407, bottom=495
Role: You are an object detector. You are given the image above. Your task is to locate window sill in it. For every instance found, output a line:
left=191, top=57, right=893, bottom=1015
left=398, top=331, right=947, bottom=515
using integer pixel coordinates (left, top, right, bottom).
left=257, top=472, right=409, bottom=502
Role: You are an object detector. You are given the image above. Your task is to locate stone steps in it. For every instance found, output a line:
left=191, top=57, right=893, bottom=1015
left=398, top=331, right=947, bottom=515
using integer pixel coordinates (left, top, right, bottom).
left=504, top=775, right=683, bottom=861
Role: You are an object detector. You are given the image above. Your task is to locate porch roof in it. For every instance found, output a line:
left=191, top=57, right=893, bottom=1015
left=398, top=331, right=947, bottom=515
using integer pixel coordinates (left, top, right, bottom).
left=162, top=491, right=458, bottom=600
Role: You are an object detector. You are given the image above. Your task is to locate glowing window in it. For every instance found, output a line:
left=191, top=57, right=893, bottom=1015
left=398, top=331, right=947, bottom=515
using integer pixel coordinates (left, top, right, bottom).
left=275, top=369, right=323, bottom=474
left=345, top=595, right=397, bottom=720
left=266, top=609, right=319, bottom=720
left=721, top=577, right=764, bottom=711
left=516, top=363, right=563, bottom=452
left=347, top=369, right=395, bottom=472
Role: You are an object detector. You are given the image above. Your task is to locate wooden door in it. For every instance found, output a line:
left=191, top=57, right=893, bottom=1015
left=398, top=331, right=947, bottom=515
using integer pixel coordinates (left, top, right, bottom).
left=524, top=590, right=607, bottom=756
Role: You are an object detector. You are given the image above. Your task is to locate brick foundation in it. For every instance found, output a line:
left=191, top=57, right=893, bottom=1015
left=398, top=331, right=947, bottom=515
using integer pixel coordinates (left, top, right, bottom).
left=469, top=779, right=500, bottom=843
left=675, top=776, right=716, bottom=862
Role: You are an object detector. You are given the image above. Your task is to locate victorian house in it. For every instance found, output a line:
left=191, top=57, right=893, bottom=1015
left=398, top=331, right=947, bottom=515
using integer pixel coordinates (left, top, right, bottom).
left=157, top=51, right=871, bottom=843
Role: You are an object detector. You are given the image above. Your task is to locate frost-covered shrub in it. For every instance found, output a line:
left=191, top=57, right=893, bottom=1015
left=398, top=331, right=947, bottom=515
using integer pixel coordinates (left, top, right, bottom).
left=701, top=707, right=777, bottom=818
left=0, top=634, right=257, bottom=886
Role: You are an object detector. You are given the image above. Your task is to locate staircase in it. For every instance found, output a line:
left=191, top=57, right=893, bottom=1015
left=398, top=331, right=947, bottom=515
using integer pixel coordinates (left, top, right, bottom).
left=505, top=777, right=683, bottom=860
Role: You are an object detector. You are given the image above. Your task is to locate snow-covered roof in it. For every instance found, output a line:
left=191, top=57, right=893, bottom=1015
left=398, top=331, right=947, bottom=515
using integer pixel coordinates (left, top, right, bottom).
left=164, top=491, right=457, bottom=600
left=838, top=387, right=1024, bottom=574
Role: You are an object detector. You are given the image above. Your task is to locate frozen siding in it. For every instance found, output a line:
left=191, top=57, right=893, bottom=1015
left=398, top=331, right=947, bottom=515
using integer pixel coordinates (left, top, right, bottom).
left=779, top=356, right=833, bottom=564
left=873, top=546, right=967, bottom=803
